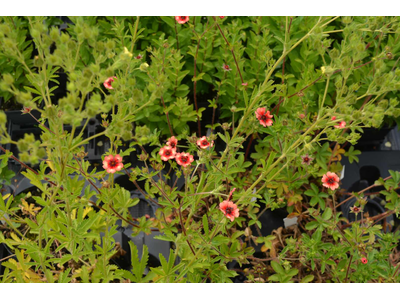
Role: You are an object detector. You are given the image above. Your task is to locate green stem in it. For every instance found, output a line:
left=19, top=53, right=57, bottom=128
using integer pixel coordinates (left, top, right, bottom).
left=70, top=131, right=106, bottom=152
left=318, top=76, right=330, bottom=118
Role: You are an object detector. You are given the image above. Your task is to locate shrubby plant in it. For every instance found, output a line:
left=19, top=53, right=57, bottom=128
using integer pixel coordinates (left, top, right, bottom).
left=0, top=16, right=400, bottom=282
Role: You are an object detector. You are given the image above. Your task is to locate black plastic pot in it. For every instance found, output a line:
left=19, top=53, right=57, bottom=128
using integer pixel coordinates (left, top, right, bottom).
left=2, top=109, right=111, bottom=172
left=344, top=126, right=396, bottom=151
left=0, top=243, right=13, bottom=277
left=341, top=165, right=394, bottom=232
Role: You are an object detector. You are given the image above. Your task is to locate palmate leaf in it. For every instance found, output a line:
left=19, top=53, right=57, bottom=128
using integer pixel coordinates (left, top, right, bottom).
left=129, top=241, right=150, bottom=283
left=344, top=146, right=361, bottom=163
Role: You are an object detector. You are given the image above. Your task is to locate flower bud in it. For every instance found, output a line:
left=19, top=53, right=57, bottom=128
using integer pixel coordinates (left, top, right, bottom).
left=329, top=48, right=339, bottom=60
left=101, top=181, right=111, bottom=189
left=139, top=63, right=149, bottom=72
left=34, top=55, right=44, bottom=68
left=139, top=152, right=148, bottom=161
left=321, top=66, right=334, bottom=76
left=188, top=135, right=197, bottom=144
left=50, top=27, right=59, bottom=41
left=37, top=147, right=46, bottom=159
left=3, top=74, right=14, bottom=85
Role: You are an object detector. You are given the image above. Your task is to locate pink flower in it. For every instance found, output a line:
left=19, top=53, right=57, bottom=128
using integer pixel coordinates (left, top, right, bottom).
left=255, top=107, right=274, bottom=127
left=322, top=171, right=340, bottom=190
left=175, top=152, right=194, bottom=167
left=166, top=136, right=178, bottom=149
left=219, top=193, right=239, bottom=222
left=299, top=113, right=305, bottom=119
left=197, top=136, right=214, bottom=149
left=301, top=154, right=313, bottom=165
left=103, top=154, right=123, bottom=174
left=334, top=121, right=346, bottom=129
left=242, top=82, right=248, bottom=86
left=159, top=146, right=176, bottom=161
left=135, top=54, right=143, bottom=59
left=219, top=16, right=225, bottom=19
left=175, top=16, right=189, bottom=24
left=361, top=257, right=368, bottom=264
left=222, top=64, right=231, bottom=72
left=332, top=116, right=346, bottom=128
left=104, top=76, right=117, bottom=90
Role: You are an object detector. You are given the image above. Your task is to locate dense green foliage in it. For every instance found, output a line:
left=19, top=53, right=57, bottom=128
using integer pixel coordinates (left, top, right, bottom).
left=0, top=16, right=400, bottom=283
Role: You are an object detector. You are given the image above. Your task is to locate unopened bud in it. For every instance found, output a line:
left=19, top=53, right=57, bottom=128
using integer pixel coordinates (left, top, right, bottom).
left=139, top=63, right=149, bottom=72
left=101, top=181, right=110, bottom=189
left=139, top=152, right=148, bottom=161
left=222, top=123, right=230, bottom=131
left=188, top=135, right=197, bottom=144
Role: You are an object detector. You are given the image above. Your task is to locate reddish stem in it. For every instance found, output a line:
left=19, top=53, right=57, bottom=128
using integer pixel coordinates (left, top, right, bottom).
left=213, top=17, right=244, bottom=84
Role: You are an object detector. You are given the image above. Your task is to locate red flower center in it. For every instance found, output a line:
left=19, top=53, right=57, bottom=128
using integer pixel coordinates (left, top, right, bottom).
left=181, top=156, right=188, bottom=163
left=260, top=115, right=267, bottom=120
left=170, top=142, right=176, bottom=148
left=202, top=141, right=208, bottom=146
left=225, top=207, right=233, bottom=215
left=328, top=177, right=335, bottom=184
left=109, top=160, right=116, bottom=167
left=304, top=157, right=309, bottom=162
left=165, top=150, right=171, bottom=156
left=180, top=17, right=186, bottom=20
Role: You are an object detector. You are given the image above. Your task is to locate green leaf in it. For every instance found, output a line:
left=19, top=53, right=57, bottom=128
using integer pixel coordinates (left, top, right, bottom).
left=301, top=275, right=314, bottom=283
left=344, top=146, right=361, bottom=163
left=322, top=207, right=332, bottom=221
left=129, top=241, right=149, bottom=282
left=202, top=214, right=209, bottom=237
left=271, top=260, right=284, bottom=274
left=286, top=268, right=299, bottom=277
left=305, top=221, right=318, bottom=230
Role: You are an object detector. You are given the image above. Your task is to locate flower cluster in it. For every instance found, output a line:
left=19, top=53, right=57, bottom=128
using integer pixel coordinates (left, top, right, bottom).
left=159, top=136, right=194, bottom=167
